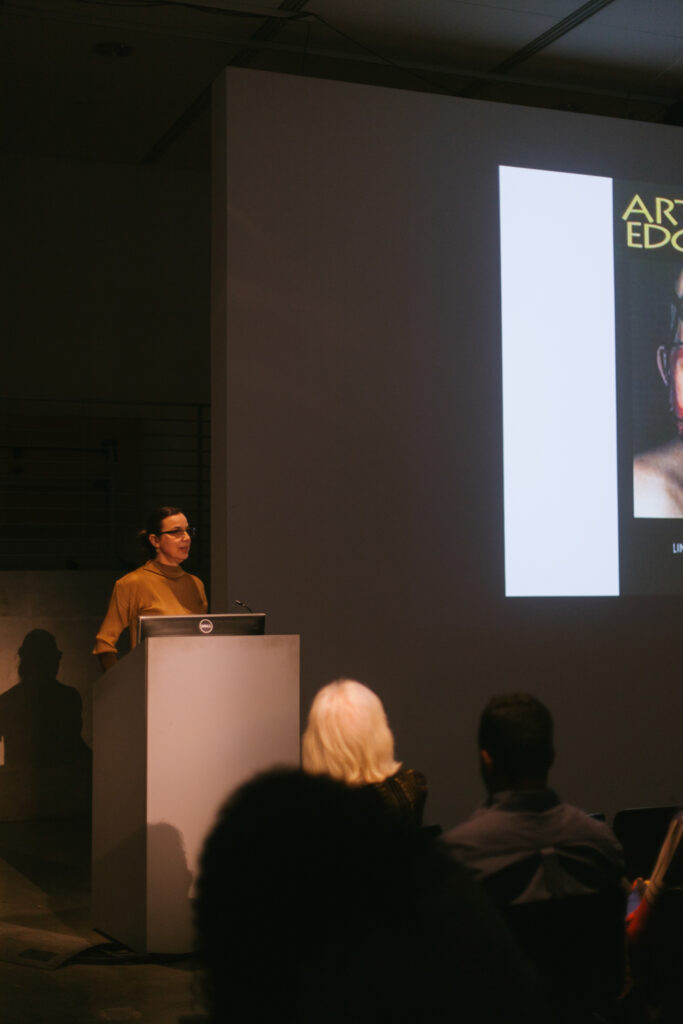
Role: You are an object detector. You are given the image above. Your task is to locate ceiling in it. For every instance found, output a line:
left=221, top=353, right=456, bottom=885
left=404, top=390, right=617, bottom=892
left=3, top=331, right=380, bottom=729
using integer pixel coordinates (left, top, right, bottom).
left=2, top=0, right=682, bottom=170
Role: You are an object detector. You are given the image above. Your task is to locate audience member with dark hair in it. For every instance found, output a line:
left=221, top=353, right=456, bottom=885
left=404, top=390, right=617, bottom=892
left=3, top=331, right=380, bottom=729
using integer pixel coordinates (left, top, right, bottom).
left=195, top=768, right=553, bottom=1024
left=302, top=679, right=427, bottom=825
left=442, top=693, right=624, bottom=904
left=93, top=505, right=207, bottom=670
left=441, top=694, right=630, bottom=1021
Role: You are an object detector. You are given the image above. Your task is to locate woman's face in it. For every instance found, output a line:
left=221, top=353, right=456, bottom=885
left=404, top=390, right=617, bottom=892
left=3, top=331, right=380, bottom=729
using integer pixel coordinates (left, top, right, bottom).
left=149, top=513, right=191, bottom=566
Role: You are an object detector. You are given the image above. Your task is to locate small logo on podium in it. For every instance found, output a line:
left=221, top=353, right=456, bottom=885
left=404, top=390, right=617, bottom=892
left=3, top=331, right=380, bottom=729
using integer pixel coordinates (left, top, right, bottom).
left=199, top=618, right=214, bottom=634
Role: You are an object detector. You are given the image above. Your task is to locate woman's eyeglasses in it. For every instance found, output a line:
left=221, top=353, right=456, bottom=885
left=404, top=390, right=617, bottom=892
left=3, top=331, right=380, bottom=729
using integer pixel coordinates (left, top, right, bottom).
left=159, top=527, right=196, bottom=538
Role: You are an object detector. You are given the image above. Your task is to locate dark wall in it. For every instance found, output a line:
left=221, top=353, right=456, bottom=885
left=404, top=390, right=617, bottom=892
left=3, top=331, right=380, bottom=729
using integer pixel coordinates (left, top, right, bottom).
left=212, top=69, right=683, bottom=829
left=0, top=154, right=210, bottom=817
left=3, top=153, right=210, bottom=404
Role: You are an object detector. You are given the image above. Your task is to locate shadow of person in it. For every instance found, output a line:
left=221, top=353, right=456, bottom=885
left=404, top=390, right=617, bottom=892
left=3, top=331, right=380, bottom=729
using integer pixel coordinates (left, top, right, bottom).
left=146, top=822, right=195, bottom=953
left=91, top=820, right=194, bottom=954
left=0, top=629, right=92, bottom=820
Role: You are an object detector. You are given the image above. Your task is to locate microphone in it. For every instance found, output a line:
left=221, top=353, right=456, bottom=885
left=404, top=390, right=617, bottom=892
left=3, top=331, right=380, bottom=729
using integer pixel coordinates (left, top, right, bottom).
left=234, top=599, right=254, bottom=614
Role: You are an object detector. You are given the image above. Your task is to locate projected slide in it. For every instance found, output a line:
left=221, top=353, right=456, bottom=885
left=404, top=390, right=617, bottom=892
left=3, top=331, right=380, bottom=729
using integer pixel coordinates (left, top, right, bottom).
left=500, top=166, right=683, bottom=597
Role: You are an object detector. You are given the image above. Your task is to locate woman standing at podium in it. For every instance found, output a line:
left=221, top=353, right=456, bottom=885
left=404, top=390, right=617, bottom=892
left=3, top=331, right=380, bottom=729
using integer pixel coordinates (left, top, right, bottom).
left=93, top=505, right=207, bottom=671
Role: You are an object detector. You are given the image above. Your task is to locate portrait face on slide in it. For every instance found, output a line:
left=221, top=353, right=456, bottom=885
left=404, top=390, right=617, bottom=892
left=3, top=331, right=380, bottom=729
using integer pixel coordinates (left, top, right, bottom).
left=663, top=341, right=683, bottom=435
left=633, top=267, right=683, bottom=518
left=657, top=273, right=683, bottom=436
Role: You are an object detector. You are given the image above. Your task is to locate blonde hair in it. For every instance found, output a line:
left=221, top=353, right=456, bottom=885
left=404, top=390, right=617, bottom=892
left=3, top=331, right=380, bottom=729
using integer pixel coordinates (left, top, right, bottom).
left=301, top=679, right=401, bottom=785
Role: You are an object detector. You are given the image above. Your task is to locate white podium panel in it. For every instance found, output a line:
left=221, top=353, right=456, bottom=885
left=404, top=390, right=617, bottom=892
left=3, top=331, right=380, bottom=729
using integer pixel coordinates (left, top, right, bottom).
left=92, top=634, right=299, bottom=953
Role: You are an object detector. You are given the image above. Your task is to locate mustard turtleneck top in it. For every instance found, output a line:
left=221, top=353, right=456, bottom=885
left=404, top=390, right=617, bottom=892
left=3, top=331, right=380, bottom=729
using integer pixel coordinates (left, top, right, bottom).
left=93, top=560, right=208, bottom=656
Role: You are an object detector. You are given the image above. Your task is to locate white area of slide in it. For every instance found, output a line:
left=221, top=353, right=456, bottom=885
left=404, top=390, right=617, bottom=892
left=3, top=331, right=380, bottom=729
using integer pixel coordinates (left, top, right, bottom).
left=500, top=166, right=619, bottom=596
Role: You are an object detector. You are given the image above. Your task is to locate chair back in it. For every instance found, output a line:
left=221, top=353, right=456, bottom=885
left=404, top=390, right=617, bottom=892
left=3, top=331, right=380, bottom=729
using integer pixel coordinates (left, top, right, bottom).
left=503, top=888, right=627, bottom=1015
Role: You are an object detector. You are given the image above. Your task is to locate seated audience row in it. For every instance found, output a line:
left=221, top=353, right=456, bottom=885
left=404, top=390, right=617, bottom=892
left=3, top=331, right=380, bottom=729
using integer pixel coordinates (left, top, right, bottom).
left=196, top=683, right=677, bottom=1023
left=195, top=768, right=553, bottom=1023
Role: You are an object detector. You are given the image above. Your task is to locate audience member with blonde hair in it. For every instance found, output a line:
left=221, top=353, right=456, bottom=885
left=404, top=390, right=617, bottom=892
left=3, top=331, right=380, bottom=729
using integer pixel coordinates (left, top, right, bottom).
left=302, top=679, right=427, bottom=825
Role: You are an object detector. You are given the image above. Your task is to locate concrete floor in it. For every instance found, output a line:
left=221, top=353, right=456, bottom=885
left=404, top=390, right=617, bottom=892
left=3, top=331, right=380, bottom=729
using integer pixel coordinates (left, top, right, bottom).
left=0, top=817, right=206, bottom=1024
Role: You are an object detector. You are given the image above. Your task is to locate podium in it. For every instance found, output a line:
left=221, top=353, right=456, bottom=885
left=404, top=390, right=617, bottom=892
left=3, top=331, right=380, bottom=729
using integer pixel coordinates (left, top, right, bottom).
left=92, top=633, right=300, bottom=953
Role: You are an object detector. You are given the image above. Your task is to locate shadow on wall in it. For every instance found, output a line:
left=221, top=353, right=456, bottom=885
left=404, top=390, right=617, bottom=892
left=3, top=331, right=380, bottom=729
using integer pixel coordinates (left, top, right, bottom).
left=147, top=821, right=195, bottom=949
left=0, top=629, right=92, bottom=820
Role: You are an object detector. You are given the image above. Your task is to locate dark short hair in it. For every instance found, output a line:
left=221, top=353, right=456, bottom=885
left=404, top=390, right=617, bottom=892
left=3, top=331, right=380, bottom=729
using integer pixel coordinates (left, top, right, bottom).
left=478, top=693, right=554, bottom=781
left=139, top=505, right=185, bottom=558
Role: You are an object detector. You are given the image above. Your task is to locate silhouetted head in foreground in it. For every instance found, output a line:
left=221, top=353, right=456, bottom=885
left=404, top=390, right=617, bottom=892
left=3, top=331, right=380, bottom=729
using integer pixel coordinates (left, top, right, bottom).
left=195, top=768, right=551, bottom=1024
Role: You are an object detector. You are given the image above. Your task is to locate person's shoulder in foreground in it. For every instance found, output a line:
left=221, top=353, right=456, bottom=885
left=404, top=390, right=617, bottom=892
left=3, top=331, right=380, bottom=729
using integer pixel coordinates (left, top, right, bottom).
left=195, top=767, right=554, bottom=1024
